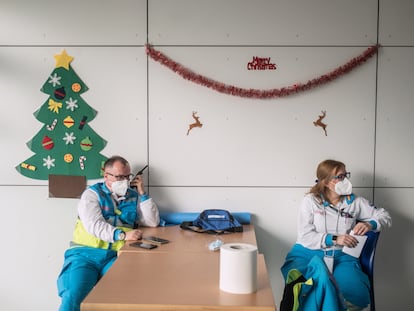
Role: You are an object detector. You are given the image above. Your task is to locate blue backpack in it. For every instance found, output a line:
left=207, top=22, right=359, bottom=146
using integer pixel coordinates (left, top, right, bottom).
left=180, top=209, right=243, bottom=234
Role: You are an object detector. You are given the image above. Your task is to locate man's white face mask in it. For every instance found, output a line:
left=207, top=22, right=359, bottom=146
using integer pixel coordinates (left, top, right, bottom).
left=334, top=177, right=352, bottom=195
left=111, top=179, right=129, bottom=196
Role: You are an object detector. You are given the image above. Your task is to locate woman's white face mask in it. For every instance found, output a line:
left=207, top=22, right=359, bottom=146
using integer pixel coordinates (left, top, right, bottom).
left=111, top=179, right=129, bottom=196
left=334, top=177, right=352, bottom=195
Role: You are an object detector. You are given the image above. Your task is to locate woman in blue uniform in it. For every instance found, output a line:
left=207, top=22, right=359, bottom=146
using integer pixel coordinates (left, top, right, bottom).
left=281, top=159, right=391, bottom=311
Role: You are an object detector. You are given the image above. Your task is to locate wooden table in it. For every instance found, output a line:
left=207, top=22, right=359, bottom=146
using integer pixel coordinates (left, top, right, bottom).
left=81, top=224, right=276, bottom=311
left=120, top=224, right=257, bottom=254
left=81, top=252, right=275, bottom=311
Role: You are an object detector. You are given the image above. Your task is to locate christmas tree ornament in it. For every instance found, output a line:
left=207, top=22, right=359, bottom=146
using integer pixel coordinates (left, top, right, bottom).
left=42, top=136, right=55, bottom=150
left=54, top=50, right=73, bottom=70
left=72, top=83, right=81, bottom=93
left=64, top=153, right=74, bottom=163
left=80, top=136, right=93, bottom=151
left=48, top=99, right=62, bottom=114
left=79, top=116, right=87, bottom=130
left=21, top=162, right=36, bottom=171
left=54, top=87, right=66, bottom=100
left=63, top=116, right=75, bottom=128
left=79, top=156, right=87, bottom=170
left=46, top=119, right=58, bottom=131
left=187, top=111, right=203, bottom=136
left=313, top=110, right=328, bottom=136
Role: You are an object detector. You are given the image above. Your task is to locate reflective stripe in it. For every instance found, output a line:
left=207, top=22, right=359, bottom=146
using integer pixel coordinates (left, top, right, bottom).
left=72, top=219, right=131, bottom=251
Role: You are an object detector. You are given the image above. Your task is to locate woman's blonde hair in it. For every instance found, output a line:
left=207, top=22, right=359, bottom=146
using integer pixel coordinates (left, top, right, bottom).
left=309, top=159, right=346, bottom=203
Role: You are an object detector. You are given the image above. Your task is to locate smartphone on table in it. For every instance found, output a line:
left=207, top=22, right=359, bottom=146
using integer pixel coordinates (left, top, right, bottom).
left=129, top=242, right=158, bottom=250
left=143, top=236, right=170, bottom=245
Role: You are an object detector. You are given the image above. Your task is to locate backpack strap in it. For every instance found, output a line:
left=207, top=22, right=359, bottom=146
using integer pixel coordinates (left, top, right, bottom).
left=180, top=221, right=243, bottom=234
left=224, top=224, right=244, bottom=233
left=179, top=221, right=210, bottom=233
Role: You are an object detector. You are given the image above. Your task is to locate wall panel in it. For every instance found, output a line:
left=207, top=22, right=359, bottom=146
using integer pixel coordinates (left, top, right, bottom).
left=376, top=47, right=414, bottom=187
left=0, top=186, right=77, bottom=311
left=0, top=0, right=147, bottom=45
left=0, top=47, right=148, bottom=185
left=379, top=0, right=414, bottom=45
left=148, top=0, right=377, bottom=46
left=1, top=1, right=412, bottom=310
left=374, top=188, right=413, bottom=308
left=148, top=46, right=377, bottom=187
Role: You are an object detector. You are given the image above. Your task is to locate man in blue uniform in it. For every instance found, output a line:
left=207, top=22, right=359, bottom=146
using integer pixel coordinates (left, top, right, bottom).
left=57, top=155, right=160, bottom=311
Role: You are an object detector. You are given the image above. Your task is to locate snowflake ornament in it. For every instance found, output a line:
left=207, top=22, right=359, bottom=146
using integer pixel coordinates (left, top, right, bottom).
left=66, top=97, right=78, bottom=111
left=63, top=132, right=76, bottom=145
left=48, top=73, right=62, bottom=87
left=43, top=155, right=56, bottom=169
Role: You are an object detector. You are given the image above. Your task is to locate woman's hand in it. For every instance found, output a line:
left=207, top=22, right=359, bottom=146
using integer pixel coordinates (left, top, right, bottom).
left=336, top=222, right=372, bottom=248
left=336, top=234, right=359, bottom=248
left=353, top=222, right=373, bottom=236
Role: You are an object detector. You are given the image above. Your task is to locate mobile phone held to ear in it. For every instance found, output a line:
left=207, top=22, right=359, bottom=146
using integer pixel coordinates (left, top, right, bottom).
left=130, top=165, right=148, bottom=190
left=130, top=242, right=158, bottom=250
left=135, top=165, right=148, bottom=177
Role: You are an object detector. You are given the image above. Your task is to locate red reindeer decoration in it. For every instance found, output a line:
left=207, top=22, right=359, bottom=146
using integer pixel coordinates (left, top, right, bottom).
left=313, top=110, right=328, bottom=136
left=187, top=111, right=203, bottom=135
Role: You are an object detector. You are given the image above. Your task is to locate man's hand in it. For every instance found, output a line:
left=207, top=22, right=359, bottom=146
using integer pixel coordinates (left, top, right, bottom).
left=125, top=229, right=143, bottom=241
left=130, top=175, right=145, bottom=195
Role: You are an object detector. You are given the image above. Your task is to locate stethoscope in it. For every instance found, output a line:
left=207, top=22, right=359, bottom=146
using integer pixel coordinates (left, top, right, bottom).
left=320, top=193, right=342, bottom=259
left=320, top=193, right=355, bottom=255
left=321, top=193, right=355, bottom=219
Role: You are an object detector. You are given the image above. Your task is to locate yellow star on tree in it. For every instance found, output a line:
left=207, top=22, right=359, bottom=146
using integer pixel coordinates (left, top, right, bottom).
left=54, top=50, right=73, bottom=70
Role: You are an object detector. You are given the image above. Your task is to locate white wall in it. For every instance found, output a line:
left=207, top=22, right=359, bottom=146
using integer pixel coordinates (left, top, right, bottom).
left=0, top=0, right=413, bottom=310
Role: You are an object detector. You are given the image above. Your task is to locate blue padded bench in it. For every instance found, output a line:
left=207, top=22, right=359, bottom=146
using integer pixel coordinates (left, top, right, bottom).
left=159, top=211, right=251, bottom=226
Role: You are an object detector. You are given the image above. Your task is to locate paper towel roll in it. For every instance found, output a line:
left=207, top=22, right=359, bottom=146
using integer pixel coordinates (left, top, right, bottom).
left=219, top=243, right=258, bottom=294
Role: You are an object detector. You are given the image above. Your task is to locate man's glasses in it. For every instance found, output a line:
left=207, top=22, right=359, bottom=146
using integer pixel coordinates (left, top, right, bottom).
left=105, top=172, right=133, bottom=181
left=331, top=172, right=351, bottom=181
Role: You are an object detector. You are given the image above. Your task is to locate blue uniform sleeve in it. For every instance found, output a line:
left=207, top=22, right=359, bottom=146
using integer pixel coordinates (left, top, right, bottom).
left=139, top=193, right=149, bottom=202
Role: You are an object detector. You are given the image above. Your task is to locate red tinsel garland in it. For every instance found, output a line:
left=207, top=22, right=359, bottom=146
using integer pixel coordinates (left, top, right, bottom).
left=146, top=44, right=379, bottom=99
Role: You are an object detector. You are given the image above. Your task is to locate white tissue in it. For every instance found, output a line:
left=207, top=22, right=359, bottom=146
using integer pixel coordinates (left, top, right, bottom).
left=219, top=243, right=258, bottom=294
